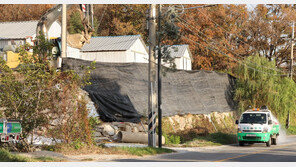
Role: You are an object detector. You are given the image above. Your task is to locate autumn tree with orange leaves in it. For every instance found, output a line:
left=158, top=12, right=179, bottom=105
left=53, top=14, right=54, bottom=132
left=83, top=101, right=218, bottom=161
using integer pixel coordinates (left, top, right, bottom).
left=1, top=4, right=296, bottom=72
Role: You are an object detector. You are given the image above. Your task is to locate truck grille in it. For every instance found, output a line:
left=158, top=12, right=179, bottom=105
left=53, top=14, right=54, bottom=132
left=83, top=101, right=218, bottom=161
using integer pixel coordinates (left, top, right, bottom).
left=243, top=136, right=261, bottom=140
left=243, top=130, right=261, bottom=132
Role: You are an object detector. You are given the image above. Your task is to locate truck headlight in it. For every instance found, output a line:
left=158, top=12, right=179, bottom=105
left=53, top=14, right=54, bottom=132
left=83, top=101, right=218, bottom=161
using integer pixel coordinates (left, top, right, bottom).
left=237, top=127, right=242, bottom=133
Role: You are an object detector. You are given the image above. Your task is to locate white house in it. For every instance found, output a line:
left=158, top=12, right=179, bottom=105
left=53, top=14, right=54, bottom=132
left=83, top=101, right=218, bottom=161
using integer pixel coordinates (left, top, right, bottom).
left=79, top=35, right=149, bottom=63
left=0, top=20, right=80, bottom=58
left=158, top=45, right=192, bottom=70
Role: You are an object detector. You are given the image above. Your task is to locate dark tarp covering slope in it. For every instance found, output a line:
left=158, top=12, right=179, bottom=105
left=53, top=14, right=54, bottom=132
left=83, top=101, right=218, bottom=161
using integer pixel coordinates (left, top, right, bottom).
left=87, top=91, right=141, bottom=123
left=62, top=58, right=236, bottom=122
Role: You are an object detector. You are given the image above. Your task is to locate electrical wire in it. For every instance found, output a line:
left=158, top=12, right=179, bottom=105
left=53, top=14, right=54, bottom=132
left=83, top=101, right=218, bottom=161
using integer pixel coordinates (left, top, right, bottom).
left=180, top=34, right=290, bottom=76
left=176, top=16, right=288, bottom=74
left=175, top=17, right=290, bottom=76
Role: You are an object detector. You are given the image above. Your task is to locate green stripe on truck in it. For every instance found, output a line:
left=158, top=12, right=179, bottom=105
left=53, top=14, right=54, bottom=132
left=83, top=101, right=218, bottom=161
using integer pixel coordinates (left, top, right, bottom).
left=0, top=123, right=3, bottom=133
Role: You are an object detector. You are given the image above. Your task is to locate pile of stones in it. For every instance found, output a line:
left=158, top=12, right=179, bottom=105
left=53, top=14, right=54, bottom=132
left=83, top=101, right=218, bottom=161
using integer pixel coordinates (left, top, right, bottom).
left=93, top=122, right=148, bottom=143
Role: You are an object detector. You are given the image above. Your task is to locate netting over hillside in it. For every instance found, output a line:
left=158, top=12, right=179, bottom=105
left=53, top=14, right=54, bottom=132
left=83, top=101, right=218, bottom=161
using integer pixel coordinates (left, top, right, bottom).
left=62, top=58, right=236, bottom=122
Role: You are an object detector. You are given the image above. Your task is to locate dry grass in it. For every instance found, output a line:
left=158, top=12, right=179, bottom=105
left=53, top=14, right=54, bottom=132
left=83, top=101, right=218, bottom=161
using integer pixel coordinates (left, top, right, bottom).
left=43, top=143, right=173, bottom=157
left=47, top=144, right=127, bottom=156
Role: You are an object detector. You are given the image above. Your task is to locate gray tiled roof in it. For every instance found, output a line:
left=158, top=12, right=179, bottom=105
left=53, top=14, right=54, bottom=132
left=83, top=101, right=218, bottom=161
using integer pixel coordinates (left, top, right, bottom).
left=166, top=45, right=189, bottom=58
left=81, top=35, right=142, bottom=52
left=154, top=45, right=191, bottom=58
left=0, top=21, right=38, bottom=39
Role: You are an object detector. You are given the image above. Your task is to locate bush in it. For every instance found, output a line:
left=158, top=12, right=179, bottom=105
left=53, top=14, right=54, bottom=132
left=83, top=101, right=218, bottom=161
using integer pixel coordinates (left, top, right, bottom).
left=0, top=34, right=95, bottom=151
left=163, top=133, right=181, bottom=145
left=0, top=148, right=33, bottom=162
left=234, top=55, right=296, bottom=126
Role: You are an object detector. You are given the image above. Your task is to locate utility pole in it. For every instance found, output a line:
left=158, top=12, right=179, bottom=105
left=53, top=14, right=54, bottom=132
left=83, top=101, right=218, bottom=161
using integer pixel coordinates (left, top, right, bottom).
left=290, top=21, right=295, bottom=79
left=157, top=4, right=162, bottom=148
left=61, top=4, right=67, bottom=60
left=148, top=4, right=157, bottom=147
left=91, top=4, right=94, bottom=29
left=87, top=4, right=90, bottom=26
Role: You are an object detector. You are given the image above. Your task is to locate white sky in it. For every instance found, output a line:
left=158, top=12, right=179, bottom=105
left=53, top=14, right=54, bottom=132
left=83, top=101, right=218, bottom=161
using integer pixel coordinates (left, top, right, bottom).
left=4, top=0, right=296, bottom=4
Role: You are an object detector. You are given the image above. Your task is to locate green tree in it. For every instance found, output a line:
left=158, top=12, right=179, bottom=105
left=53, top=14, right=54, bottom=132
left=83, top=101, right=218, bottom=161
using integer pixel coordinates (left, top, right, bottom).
left=234, top=55, right=296, bottom=125
left=0, top=34, right=95, bottom=151
left=68, top=11, right=85, bottom=34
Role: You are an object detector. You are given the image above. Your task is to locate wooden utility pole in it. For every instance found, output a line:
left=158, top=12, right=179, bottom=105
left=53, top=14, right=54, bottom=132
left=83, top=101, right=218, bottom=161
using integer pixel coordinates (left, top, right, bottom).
left=290, top=21, right=294, bottom=78
left=148, top=4, right=157, bottom=147
left=91, top=4, right=94, bottom=29
left=61, top=4, right=67, bottom=59
left=157, top=4, right=162, bottom=148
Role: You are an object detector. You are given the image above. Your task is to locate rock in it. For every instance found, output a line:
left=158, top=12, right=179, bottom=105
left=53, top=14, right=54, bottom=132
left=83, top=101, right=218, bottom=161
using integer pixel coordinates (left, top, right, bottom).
left=136, top=124, right=147, bottom=132
left=132, top=127, right=139, bottom=133
left=111, top=125, right=119, bottom=131
left=93, top=132, right=102, bottom=137
left=125, top=125, right=132, bottom=132
left=102, top=124, right=115, bottom=136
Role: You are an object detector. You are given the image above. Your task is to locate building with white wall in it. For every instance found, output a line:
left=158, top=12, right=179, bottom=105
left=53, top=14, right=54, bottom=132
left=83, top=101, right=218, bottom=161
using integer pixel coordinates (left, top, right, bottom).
left=0, top=20, right=80, bottom=58
left=158, top=45, right=192, bottom=70
left=80, top=35, right=149, bottom=63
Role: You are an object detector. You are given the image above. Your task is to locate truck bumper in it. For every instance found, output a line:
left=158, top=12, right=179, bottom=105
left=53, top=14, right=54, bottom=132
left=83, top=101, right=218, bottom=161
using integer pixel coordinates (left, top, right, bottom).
left=237, top=133, right=270, bottom=143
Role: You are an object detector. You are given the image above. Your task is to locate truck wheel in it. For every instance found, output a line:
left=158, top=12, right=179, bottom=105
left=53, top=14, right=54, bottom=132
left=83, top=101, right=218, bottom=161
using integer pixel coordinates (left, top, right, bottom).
left=272, top=137, right=277, bottom=145
left=266, top=137, right=271, bottom=147
left=239, top=141, right=244, bottom=146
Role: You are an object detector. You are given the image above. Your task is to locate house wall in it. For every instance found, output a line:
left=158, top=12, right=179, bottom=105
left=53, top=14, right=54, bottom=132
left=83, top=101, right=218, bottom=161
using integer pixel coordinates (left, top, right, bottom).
left=80, top=51, right=129, bottom=62
left=0, top=40, right=9, bottom=50
left=182, top=49, right=192, bottom=70
left=66, top=45, right=81, bottom=59
left=48, top=21, right=62, bottom=38
left=79, top=38, right=149, bottom=63
left=0, top=39, right=26, bottom=51
left=128, top=38, right=149, bottom=63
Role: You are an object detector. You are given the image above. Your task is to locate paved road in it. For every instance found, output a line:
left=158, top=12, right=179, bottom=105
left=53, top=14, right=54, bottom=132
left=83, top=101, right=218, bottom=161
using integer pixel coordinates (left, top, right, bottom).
left=114, top=135, right=296, bottom=162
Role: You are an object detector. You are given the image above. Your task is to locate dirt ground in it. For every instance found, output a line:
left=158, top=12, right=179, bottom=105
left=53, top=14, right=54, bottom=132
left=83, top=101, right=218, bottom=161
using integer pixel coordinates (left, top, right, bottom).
left=15, top=150, right=150, bottom=162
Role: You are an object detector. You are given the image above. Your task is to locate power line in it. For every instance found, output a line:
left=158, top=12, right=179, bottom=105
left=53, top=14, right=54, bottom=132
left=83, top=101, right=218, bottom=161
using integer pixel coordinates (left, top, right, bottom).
left=180, top=35, right=290, bottom=76
left=176, top=16, right=287, bottom=74
left=175, top=17, right=290, bottom=76
left=182, top=4, right=217, bottom=11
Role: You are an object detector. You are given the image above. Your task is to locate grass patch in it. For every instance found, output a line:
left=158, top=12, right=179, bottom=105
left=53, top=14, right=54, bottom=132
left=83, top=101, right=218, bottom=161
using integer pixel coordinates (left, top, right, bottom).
left=164, top=131, right=237, bottom=147
left=118, top=147, right=174, bottom=156
left=34, top=156, right=64, bottom=162
left=0, top=148, right=35, bottom=162
left=183, top=133, right=236, bottom=147
left=184, top=139, right=221, bottom=147
left=287, top=126, right=296, bottom=135
left=43, top=143, right=173, bottom=157
left=81, top=158, right=94, bottom=161
left=42, top=143, right=125, bottom=155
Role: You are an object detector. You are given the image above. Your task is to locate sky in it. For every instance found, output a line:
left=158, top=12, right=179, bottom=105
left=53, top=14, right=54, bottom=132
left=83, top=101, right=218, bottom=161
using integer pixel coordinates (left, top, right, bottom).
left=4, top=0, right=296, bottom=4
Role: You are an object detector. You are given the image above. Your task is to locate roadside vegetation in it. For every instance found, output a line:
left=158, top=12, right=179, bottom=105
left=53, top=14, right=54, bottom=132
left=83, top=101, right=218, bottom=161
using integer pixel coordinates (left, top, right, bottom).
left=163, top=131, right=237, bottom=147
left=0, top=148, right=33, bottom=162
left=42, top=143, right=173, bottom=157
left=0, top=148, right=65, bottom=162
left=234, top=55, right=296, bottom=131
left=161, top=113, right=237, bottom=147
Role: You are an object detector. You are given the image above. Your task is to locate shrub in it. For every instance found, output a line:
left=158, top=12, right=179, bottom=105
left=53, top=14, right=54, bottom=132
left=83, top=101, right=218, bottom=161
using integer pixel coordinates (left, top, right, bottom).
left=234, top=55, right=296, bottom=126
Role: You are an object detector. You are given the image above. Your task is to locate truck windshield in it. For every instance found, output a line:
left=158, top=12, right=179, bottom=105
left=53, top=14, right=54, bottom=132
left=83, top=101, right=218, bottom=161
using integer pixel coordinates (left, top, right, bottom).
left=240, top=113, right=267, bottom=124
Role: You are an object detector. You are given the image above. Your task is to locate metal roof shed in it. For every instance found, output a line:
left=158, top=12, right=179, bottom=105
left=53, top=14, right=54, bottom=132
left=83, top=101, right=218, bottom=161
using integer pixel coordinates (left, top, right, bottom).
left=80, top=35, right=149, bottom=63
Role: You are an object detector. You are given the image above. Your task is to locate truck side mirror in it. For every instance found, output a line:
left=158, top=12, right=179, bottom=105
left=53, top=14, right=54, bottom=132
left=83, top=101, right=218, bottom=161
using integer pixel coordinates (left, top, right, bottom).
left=235, top=120, right=239, bottom=124
left=268, top=120, right=273, bottom=125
